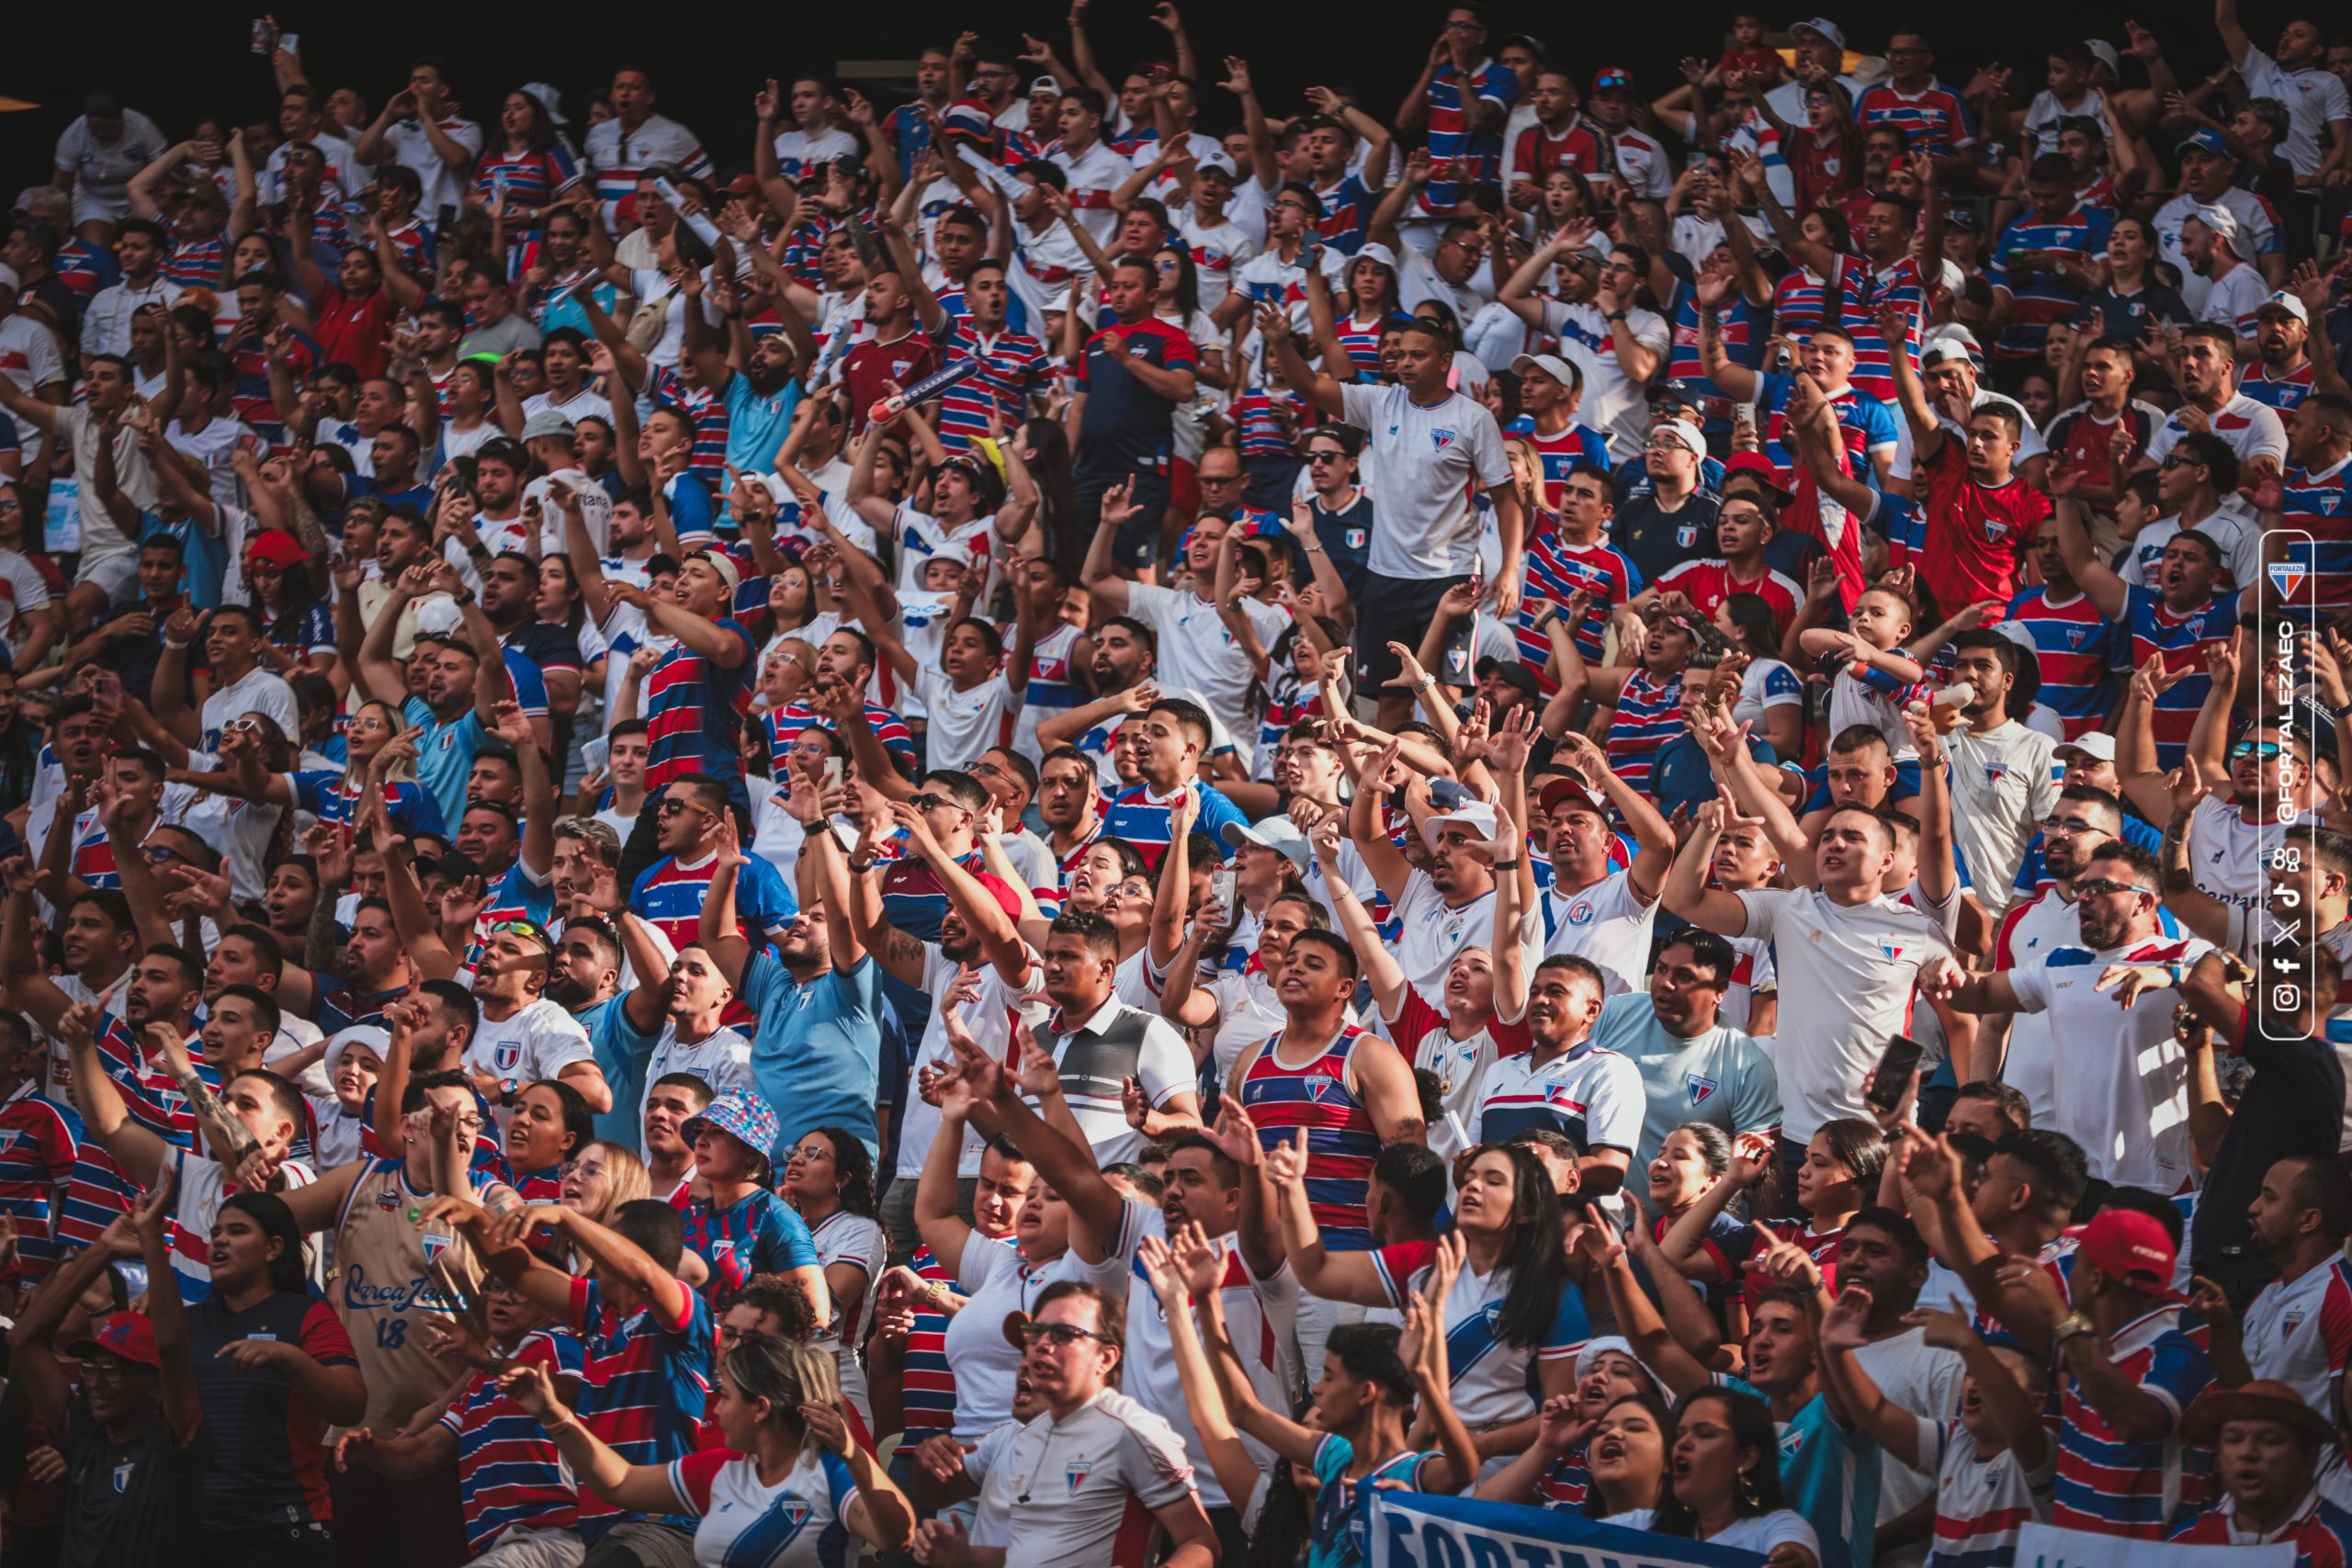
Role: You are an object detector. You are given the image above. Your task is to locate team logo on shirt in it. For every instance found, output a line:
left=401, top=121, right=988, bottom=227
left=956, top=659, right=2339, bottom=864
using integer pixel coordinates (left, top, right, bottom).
left=1305, top=1077, right=1340, bottom=1104
left=1677, top=525, right=1699, bottom=549
left=2282, top=1307, right=2310, bottom=1337
left=421, top=1231, right=450, bottom=1262
left=1566, top=900, right=1596, bottom=927
left=1984, top=763, right=2009, bottom=784
left=2065, top=626, right=2089, bottom=648
left=112, top=1460, right=134, bottom=1494
left=2270, top=562, right=2309, bottom=600
left=1880, top=941, right=1905, bottom=962
left=1686, top=1073, right=1718, bottom=1106
left=1066, top=1459, right=1093, bottom=1493
left=1430, top=428, right=1457, bottom=453
left=1983, top=518, right=2008, bottom=543
left=492, top=1042, right=523, bottom=1074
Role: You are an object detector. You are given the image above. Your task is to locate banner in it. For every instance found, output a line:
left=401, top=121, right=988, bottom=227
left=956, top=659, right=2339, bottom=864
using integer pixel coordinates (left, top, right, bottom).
left=2014, top=1523, right=2292, bottom=1568
left=1361, top=1487, right=1765, bottom=1568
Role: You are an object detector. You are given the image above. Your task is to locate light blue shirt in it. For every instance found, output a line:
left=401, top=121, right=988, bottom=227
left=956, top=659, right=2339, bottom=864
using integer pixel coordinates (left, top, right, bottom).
left=1589, top=990, right=1781, bottom=1168
left=402, top=695, right=486, bottom=829
left=743, top=951, right=883, bottom=1159
left=578, top=992, right=663, bottom=1147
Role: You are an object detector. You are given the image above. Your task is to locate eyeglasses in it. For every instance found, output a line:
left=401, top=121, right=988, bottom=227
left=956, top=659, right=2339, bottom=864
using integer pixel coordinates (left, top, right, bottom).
left=78, top=1357, right=146, bottom=1386
left=1020, top=1321, right=1115, bottom=1348
left=2231, top=740, right=2284, bottom=761
left=2159, top=453, right=2204, bottom=470
left=1274, top=200, right=1317, bottom=216
left=2040, top=816, right=2104, bottom=835
left=968, top=760, right=1005, bottom=780
left=225, top=716, right=266, bottom=734
left=786, top=1144, right=834, bottom=1164
left=1307, top=450, right=1348, bottom=464
left=1156, top=258, right=1178, bottom=274
left=2072, top=877, right=2154, bottom=898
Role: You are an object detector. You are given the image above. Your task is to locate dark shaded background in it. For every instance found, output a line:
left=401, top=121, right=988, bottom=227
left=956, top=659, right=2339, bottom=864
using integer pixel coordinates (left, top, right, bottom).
left=2, top=1, right=2256, bottom=195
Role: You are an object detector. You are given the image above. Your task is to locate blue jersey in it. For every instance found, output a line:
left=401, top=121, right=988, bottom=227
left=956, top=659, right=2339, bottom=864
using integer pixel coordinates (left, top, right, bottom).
left=292, top=771, right=448, bottom=840
left=1102, top=779, right=1250, bottom=871
left=1992, top=207, right=2113, bottom=359
left=567, top=1274, right=713, bottom=1539
left=630, top=851, right=797, bottom=958
left=680, top=1186, right=820, bottom=1308
left=2278, top=458, right=2352, bottom=616
left=2002, top=586, right=2116, bottom=737
left=402, top=695, right=487, bottom=829
left=642, top=618, right=756, bottom=804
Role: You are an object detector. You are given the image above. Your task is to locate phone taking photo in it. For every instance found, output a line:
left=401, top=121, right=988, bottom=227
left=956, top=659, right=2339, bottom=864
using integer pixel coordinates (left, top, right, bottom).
left=1865, top=1034, right=1925, bottom=1116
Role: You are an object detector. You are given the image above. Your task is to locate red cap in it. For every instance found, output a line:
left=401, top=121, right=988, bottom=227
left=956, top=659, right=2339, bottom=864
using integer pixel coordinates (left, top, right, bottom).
left=2062, top=1209, right=2184, bottom=1301
left=1723, top=450, right=1795, bottom=505
left=245, top=528, right=309, bottom=570
left=68, top=1311, right=163, bottom=1371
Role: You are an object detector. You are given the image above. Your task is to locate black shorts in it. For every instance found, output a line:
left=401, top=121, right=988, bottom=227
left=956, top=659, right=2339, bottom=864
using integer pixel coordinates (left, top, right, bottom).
left=1076, top=463, right=1174, bottom=572
left=1355, top=570, right=1472, bottom=692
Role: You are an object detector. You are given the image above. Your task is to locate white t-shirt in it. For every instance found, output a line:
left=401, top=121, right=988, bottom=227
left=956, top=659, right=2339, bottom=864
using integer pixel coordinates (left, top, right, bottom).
left=1474, top=1043, right=1646, bottom=1156
left=897, top=945, right=1048, bottom=1179
left=1336, top=382, right=1511, bottom=581
left=0, top=547, right=52, bottom=650
left=669, top=1446, right=859, bottom=1568
left=1391, top=869, right=1543, bottom=998
left=771, top=126, right=859, bottom=177
left=944, top=1235, right=1130, bottom=1441
left=2144, top=391, right=2290, bottom=474
left=1853, top=1325, right=1967, bottom=1534
left=2122, top=502, right=2263, bottom=593
left=1945, top=720, right=2059, bottom=919
left=2234, top=44, right=2352, bottom=176
left=638, top=1023, right=754, bottom=1133
left=2006, top=931, right=2210, bottom=1188
left=808, top=1206, right=888, bottom=1424
left=1541, top=867, right=1659, bottom=996
left=1534, top=299, right=1673, bottom=461
left=1732, top=888, right=1958, bottom=1140
left=462, top=997, right=596, bottom=1089
left=1991, top=886, right=2081, bottom=1126
left=915, top=668, right=1016, bottom=774
left=2152, top=191, right=2279, bottom=319
left=199, top=666, right=300, bottom=755
left=0, top=315, right=64, bottom=395
left=2188, top=795, right=2275, bottom=930
left=990, top=1391, right=1198, bottom=1568
left=1606, top=1508, right=1819, bottom=1561
left=1122, top=583, right=1288, bottom=770
left=381, top=116, right=483, bottom=224
left=2196, top=261, right=2276, bottom=334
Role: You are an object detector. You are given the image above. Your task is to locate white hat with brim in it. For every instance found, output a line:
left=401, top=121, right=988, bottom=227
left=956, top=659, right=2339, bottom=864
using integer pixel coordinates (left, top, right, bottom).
left=1423, top=801, right=1499, bottom=849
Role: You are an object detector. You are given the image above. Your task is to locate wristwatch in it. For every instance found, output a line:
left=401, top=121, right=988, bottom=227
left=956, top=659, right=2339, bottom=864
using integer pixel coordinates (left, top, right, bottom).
left=2050, top=1311, right=2095, bottom=1351
left=497, top=1077, right=519, bottom=1107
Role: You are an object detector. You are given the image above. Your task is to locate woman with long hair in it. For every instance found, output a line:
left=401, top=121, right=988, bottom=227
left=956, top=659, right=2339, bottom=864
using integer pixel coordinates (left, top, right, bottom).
left=246, top=536, right=335, bottom=681
left=470, top=90, right=579, bottom=249
left=783, top=1126, right=887, bottom=1424
left=1660, top=1119, right=1886, bottom=1302
left=1273, top=1140, right=1585, bottom=1447
left=503, top=1077, right=594, bottom=1203
left=557, top=1138, right=651, bottom=1225
left=188, top=1192, right=367, bottom=1566
left=503, top=1333, right=915, bottom=1562
left=1016, top=418, right=1085, bottom=578
left=1711, top=591, right=1804, bottom=762
left=1476, top=1348, right=1671, bottom=1515
left=1335, top=250, right=1404, bottom=378
left=1615, top=1386, right=1819, bottom=1565
left=1641, top=1123, right=1751, bottom=1345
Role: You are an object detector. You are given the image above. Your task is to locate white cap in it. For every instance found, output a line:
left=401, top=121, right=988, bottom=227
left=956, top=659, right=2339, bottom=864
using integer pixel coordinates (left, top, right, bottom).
left=1353, top=240, right=1400, bottom=273
left=1423, top=801, right=1498, bottom=848
left=1650, top=418, right=1708, bottom=459
left=1029, top=73, right=1064, bottom=97
left=2056, top=730, right=2117, bottom=763
left=323, top=1026, right=391, bottom=1088
left=522, top=82, right=569, bottom=126
left=2257, top=289, right=2310, bottom=326
left=1919, top=337, right=1975, bottom=370
left=1510, top=351, right=1581, bottom=390
left=1223, top=817, right=1312, bottom=872
left=1791, top=17, right=1846, bottom=48
left=1194, top=150, right=1238, bottom=176
left=413, top=594, right=463, bottom=638
left=2086, top=39, right=2120, bottom=76
left=2189, top=202, right=2253, bottom=261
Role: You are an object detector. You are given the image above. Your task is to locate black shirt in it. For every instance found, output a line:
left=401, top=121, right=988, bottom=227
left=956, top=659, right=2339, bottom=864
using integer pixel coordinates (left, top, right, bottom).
left=2072, top=284, right=2192, bottom=345
left=62, top=1393, right=211, bottom=1568
left=1611, top=491, right=1721, bottom=587
left=1309, top=491, right=1376, bottom=599
left=2190, top=1030, right=2345, bottom=1278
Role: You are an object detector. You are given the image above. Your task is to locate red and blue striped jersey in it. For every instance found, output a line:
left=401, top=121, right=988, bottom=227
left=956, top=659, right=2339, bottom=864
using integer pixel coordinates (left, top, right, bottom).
left=53, top=238, right=113, bottom=310
left=1513, top=121, right=1613, bottom=186
left=371, top=219, right=432, bottom=278
left=1021, top=622, right=1090, bottom=722
left=1668, top=293, right=1766, bottom=434
left=1759, top=370, right=1901, bottom=488
left=2054, top=1304, right=2211, bottom=1538
left=935, top=323, right=1049, bottom=451
left=1992, top=209, right=2113, bottom=359
left=1419, top=62, right=1518, bottom=214
left=1535, top=1445, right=1591, bottom=1509
left=1232, top=387, right=1302, bottom=459
left=2171, top=1494, right=2352, bottom=1568
left=763, top=701, right=917, bottom=770
left=631, top=850, right=798, bottom=956
left=679, top=1187, right=820, bottom=1310
left=643, top=618, right=758, bottom=799
left=565, top=1273, right=714, bottom=1538
left=1771, top=267, right=1833, bottom=342
left=1103, top=779, right=1250, bottom=870
left=1520, top=534, right=1642, bottom=678
left=1240, top=1025, right=1382, bottom=1249
left=2003, top=586, right=2117, bottom=738
left=1521, top=422, right=1613, bottom=513
left=1336, top=312, right=1387, bottom=377
left=899, top=1239, right=991, bottom=1437
left=292, top=770, right=449, bottom=840
left=471, top=146, right=581, bottom=212
left=1311, top=174, right=1379, bottom=254
left=1828, top=253, right=1929, bottom=403
left=440, top=1327, right=585, bottom=1551
left=164, top=230, right=225, bottom=288
left=2243, top=359, right=2318, bottom=416
left=2076, top=172, right=2120, bottom=212
left=1853, top=84, right=1980, bottom=161
left=1606, top=668, right=1685, bottom=794
left=2119, top=585, right=2239, bottom=771
left=2279, top=457, right=2352, bottom=615
left=646, top=367, right=729, bottom=479
left=0, top=1082, right=82, bottom=1280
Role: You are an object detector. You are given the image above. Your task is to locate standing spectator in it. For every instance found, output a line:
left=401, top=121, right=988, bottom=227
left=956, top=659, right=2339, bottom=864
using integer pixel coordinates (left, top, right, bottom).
left=582, top=66, right=711, bottom=225
left=50, top=91, right=167, bottom=242
left=353, top=60, right=484, bottom=231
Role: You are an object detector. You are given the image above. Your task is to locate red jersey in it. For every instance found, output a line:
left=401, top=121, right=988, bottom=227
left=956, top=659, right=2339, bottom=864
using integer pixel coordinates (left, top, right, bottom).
left=842, top=331, right=942, bottom=435
left=1917, top=435, right=2050, bottom=615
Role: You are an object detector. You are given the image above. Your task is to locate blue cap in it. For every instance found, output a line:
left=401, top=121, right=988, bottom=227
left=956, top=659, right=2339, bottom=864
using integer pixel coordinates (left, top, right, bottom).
left=683, top=1089, right=781, bottom=1163
left=2176, top=128, right=2229, bottom=157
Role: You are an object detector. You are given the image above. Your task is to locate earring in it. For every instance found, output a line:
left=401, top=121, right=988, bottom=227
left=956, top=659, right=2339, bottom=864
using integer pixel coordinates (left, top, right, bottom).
left=1737, top=1469, right=1760, bottom=1507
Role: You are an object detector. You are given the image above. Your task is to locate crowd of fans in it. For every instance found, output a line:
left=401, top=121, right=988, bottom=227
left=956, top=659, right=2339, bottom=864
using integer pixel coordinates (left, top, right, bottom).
left=5, top=4, right=2352, bottom=1566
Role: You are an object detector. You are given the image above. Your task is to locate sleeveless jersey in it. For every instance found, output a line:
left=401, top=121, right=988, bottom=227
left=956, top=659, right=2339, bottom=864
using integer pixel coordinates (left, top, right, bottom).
left=1240, top=1024, right=1382, bottom=1249
left=334, top=1156, right=487, bottom=1432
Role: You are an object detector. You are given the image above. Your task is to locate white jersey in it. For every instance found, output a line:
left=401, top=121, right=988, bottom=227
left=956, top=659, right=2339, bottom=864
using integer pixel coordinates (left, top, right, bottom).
left=1908, top=1417, right=2055, bottom=1568
left=898, top=945, right=1048, bottom=1179
left=2121, top=502, right=2262, bottom=593
left=944, top=1236, right=1130, bottom=1441
left=2188, top=796, right=2275, bottom=931
left=1541, top=868, right=1658, bottom=995
left=1991, top=886, right=2082, bottom=1126
left=1945, top=720, right=2059, bottom=920
left=668, top=1446, right=858, bottom=1568
left=638, top=1023, right=754, bottom=1133
left=2007, top=931, right=2210, bottom=1188
left=462, top=998, right=595, bottom=1092
left=2144, top=391, right=2289, bottom=474
left=1391, top=870, right=1542, bottom=998
left=1368, top=1246, right=1587, bottom=1428
left=1109, top=1202, right=1297, bottom=1508
left=808, top=1207, right=888, bottom=1425
left=1473, top=1043, right=1646, bottom=1157
left=990, top=1390, right=1198, bottom=1568
left=2240, top=1258, right=2352, bottom=1413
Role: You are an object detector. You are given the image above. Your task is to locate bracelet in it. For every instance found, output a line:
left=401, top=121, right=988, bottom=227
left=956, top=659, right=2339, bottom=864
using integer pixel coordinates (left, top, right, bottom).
left=164, top=637, right=191, bottom=649
left=2332, top=701, right=2352, bottom=720
left=1491, top=859, right=1522, bottom=871
left=1414, top=675, right=1438, bottom=692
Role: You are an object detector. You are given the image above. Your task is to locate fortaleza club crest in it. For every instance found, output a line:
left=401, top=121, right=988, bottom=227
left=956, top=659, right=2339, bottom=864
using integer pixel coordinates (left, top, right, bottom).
left=2270, top=561, right=2308, bottom=600
left=1430, top=427, right=1456, bottom=453
left=1687, top=1073, right=1719, bottom=1106
left=1066, top=1459, right=1092, bottom=1493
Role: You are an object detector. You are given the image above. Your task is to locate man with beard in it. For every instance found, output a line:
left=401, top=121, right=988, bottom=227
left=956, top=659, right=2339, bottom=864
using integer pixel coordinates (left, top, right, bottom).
left=476, top=549, right=580, bottom=749
left=2240, top=291, right=2322, bottom=415
left=2143, top=321, right=2290, bottom=478
left=1537, top=740, right=1674, bottom=998
left=1986, top=784, right=2126, bottom=1122
left=1035, top=745, right=1107, bottom=888
left=1940, top=632, right=2060, bottom=921
left=2165, top=1379, right=2352, bottom=1559
left=760, top=626, right=917, bottom=778
left=1935, top=841, right=2208, bottom=1190
left=1590, top=927, right=1781, bottom=1174
left=356, top=559, right=516, bottom=827
left=1036, top=615, right=1230, bottom=795
left=631, top=774, right=796, bottom=967
left=2208, top=1156, right=2352, bottom=1401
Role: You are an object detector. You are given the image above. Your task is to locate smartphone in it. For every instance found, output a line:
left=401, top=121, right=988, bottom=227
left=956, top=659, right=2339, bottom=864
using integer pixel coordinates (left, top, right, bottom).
left=820, top=758, right=846, bottom=792
left=1207, top=864, right=1236, bottom=916
left=1865, top=1034, right=1926, bottom=1115
left=249, top=17, right=278, bottom=52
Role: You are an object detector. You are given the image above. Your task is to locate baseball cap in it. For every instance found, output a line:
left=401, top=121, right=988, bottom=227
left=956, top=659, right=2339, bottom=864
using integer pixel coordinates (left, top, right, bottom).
left=519, top=410, right=578, bottom=442
left=2177, top=127, right=2230, bottom=159
left=2086, top=39, right=2120, bottom=76
left=322, top=1025, right=390, bottom=1089
left=1592, top=67, right=1634, bottom=94
left=1650, top=419, right=1708, bottom=460
left=687, top=547, right=742, bottom=595
left=1354, top=240, right=1401, bottom=274
left=1224, top=817, right=1312, bottom=873
left=2054, top=731, right=2117, bottom=764
left=1195, top=150, right=1238, bottom=177
left=1538, top=777, right=1610, bottom=819
left=1510, top=351, right=1581, bottom=389
left=244, top=529, right=308, bottom=570
left=2188, top=202, right=2252, bottom=261
left=522, top=82, right=570, bottom=126
left=683, top=1089, right=782, bottom=1162
left=1473, top=657, right=1542, bottom=700
left=1029, top=74, right=1064, bottom=97
left=68, top=1312, right=163, bottom=1371
left=2256, top=289, right=2309, bottom=326
left=1791, top=17, right=1847, bottom=48
left=2062, top=1209, right=2183, bottom=1301
left=1423, top=800, right=1499, bottom=848
left=1722, top=450, right=1794, bottom=507
left=1919, top=336, right=1975, bottom=370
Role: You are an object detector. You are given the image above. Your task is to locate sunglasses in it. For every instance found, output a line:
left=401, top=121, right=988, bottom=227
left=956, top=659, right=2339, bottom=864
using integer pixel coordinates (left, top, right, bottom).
left=1307, top=450, right=1348, bottom=464
left=2072, top=877, right=2153, bottom=898
left=656, top=798, right=707, bottom=817
left=2160, top=453, right=2204, bottom=470
left=1019, top=1321, right=1114, bottom=1348
left=492, top=918, right=552, bottom=943
left=2230, top=740, right=2284, bottom=761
